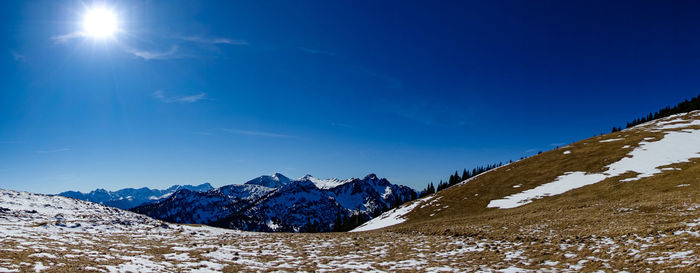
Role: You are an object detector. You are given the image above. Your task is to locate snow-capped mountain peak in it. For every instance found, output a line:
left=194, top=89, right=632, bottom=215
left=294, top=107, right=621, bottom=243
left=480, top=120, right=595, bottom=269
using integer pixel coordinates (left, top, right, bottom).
left=364, top=173, right=378, bottom=180
left=244, top=173, right=291, bottom=188
left=298, top=174, right=354, bottom=189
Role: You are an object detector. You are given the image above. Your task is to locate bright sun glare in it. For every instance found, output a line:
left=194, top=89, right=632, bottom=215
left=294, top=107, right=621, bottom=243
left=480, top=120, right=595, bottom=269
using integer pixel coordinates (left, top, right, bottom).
left=82, top=7, right=118, bottom=38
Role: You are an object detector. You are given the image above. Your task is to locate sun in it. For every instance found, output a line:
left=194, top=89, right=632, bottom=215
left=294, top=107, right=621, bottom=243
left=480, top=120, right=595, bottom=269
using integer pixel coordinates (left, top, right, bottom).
left=82, top=7, right=119, bottom=38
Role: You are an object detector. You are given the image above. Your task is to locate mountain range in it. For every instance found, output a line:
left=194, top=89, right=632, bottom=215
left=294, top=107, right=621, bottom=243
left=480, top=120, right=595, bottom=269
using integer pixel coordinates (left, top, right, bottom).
left=58, top=183, right=214, bottom=210
left=131, top=173, right=417, bottom=232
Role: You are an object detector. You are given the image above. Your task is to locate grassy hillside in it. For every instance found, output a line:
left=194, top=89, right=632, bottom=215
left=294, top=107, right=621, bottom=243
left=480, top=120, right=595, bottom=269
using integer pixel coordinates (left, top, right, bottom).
left=373, top=111, right=700, bottom=271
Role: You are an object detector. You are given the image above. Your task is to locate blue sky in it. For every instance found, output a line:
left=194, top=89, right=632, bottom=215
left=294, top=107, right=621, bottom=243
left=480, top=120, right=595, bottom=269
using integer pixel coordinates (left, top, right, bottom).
left=2, top=1, right=700, bottom=193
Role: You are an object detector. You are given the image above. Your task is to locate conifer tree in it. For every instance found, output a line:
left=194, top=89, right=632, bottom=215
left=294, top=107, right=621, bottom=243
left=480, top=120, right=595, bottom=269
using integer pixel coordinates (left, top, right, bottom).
left=619, top=94, right=700, bottom=129
left=333, top=211, right=343, bottom=232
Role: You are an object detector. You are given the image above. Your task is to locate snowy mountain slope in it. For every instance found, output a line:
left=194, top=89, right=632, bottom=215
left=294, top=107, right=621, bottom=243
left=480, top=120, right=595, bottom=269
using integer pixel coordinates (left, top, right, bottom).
left=58, top=183, right=213, bottom=210
left=132, top=173, right=417, bottom=232
left=217, top=178, right=346, bottom=232
left=352, top=195, right=436, bottom=232
left=130, top=184, right=274, bottom=224
left=217, top=174, right=417, bottom=232
left=328, top=174, right=417, bottom=214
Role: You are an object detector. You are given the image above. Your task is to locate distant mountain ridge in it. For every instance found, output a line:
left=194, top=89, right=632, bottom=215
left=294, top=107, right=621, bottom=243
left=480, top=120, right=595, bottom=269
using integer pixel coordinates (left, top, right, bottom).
left=58, top=183, right=214, bottom=210
left=131, top=173, right=417, bottom=232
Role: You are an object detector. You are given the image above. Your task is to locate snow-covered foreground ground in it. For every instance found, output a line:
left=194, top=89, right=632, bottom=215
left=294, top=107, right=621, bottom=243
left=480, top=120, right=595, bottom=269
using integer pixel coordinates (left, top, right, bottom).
left=2, top=189, right=698, bottom=272
left=3, top=188, right=697, bottom=272
left=0, top=189, right=552, bottom=272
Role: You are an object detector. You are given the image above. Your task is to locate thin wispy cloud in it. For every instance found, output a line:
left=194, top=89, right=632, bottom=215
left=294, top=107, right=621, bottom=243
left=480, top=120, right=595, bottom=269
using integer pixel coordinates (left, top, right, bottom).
left=52, top=30, right=182, bottom=60
left=36, top=148, right=70, bottom=154
left=125, top=46, right=179, bottom=60
left=53, top=27, right=245, bottom=60
left=176, top=93, right=207, bottom=103
left=153, top=90, right=208, bottom=103
left=51, top=31, right=85, bottom=43
left=179, top=36, right=248, bottom=45
left=223, top=129, right=293, bottom=138
left=11, top=51, right=26, bottom=62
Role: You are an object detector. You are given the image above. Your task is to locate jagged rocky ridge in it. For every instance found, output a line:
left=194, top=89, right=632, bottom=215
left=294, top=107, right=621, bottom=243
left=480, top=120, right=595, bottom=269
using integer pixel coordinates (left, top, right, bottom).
left=58, top=183, right=214, bottom=210
left=131, top=173, right=417, bottom=232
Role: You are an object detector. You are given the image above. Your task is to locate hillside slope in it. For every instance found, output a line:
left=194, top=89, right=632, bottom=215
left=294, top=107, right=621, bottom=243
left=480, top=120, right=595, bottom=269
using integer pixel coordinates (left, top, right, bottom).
left=354, top=110, right=700, bottom=271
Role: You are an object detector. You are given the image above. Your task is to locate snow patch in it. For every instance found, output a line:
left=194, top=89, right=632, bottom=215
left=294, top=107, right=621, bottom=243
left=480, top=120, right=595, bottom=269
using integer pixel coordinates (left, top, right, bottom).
left=488, top=172, right=606, bottom=209
left=654, top=120, right=700, bottom=130
left=498, top=266, right=530, bottom=273
left=33, top=262, right=47, bottom=272
left=351, top=196, right=435, bottom=232
left=599, top=138, right=624, bottom=143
